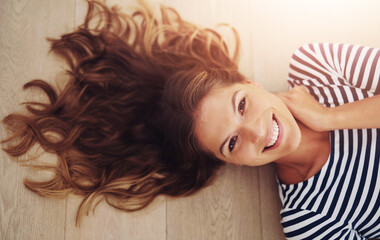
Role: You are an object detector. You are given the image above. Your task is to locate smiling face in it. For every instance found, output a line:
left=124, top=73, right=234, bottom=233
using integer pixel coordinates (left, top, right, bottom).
left=194, top=81, right=301, bottom=166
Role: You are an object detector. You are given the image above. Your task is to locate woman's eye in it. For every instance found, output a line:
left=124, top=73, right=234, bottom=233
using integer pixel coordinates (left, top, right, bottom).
left=238, top=98, right=246, bottom=115
left=228, top=136, right=238, bottom=152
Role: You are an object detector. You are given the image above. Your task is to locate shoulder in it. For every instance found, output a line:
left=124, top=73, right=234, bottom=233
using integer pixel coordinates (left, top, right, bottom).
left=288, top=43, right=380, bottom=97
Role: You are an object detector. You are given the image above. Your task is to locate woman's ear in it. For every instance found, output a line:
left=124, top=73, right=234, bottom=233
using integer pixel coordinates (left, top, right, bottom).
left=246, top=79, right=263, bottom=88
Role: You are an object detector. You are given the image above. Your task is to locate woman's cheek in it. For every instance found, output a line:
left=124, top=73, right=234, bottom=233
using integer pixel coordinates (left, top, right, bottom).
left=240, top=142, right=258, bottom=164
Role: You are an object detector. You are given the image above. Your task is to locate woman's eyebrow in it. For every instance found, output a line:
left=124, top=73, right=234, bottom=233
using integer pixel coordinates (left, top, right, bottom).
left=219, top=137, right=228, bottom=157
left=231, top=90, right=239, bottom=115
left=219, top=89, right=240, bottom=157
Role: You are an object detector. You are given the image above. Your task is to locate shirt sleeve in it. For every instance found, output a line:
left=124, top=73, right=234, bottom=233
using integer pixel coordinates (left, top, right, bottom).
left=281, top=208, right=366, bottom=240
left=287, top=43, right=380, bottom=96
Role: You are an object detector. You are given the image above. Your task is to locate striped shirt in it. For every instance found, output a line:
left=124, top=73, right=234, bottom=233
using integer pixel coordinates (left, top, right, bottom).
left=278, top=43, right=380, bottom=239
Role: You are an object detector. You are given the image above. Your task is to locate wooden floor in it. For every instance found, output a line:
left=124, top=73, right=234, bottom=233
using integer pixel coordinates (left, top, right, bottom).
left=1, top=0, right=380, bottom=239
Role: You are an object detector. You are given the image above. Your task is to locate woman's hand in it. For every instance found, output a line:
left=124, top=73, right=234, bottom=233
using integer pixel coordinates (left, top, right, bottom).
left=277, top=86, right=332, bottom=132
left=278, top=86, right=380, bottom=131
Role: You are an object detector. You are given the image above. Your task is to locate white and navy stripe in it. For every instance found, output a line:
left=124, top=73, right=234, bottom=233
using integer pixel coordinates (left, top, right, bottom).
left=279, top=43, right=380, bottom=239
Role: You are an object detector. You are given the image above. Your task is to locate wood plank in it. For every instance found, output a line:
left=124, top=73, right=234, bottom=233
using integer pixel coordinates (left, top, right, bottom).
left=258, top=164, right=285, bottom=240
left=65, top=195, right=166, bottom=240
left=162, top=0, right=256, bottom=81
left=167, top=166, right=262, bottom=240
left=0, top=0, right=76, bottom=240
left=160, top=1, right=266, bottom=239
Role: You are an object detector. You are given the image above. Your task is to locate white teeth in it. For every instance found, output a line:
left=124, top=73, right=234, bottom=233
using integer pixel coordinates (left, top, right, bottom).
left=266, top=119, right=279, bottom=148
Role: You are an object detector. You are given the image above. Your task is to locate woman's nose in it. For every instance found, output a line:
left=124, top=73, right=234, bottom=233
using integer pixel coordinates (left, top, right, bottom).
left=242, top=118, right=266, bottom=144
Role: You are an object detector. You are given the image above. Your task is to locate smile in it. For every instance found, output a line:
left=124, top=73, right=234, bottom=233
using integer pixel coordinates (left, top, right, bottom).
left=266, top=119, right=279, bottom=147
left=263, top=114, right=282, bottom=152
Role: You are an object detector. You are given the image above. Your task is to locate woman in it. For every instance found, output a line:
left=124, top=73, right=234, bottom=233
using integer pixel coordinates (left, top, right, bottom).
left=195, top=43, right=380, bottom=239
left=1, top=1, right=379, bottom=239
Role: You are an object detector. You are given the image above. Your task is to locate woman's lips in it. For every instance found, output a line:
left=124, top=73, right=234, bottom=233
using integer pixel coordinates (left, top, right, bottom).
left=263, top=114, right=283, bottom=152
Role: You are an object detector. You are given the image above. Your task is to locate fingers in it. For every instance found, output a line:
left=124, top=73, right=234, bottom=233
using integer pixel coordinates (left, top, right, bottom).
left=276, top=86, right=330, bottom=132
left=280, top=86, right=308, bottom=96
left=277, top=86, right=311, bottom=103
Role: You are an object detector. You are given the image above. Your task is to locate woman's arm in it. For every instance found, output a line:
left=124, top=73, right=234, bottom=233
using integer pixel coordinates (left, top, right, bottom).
left=278, top=86, right=380, bottom=131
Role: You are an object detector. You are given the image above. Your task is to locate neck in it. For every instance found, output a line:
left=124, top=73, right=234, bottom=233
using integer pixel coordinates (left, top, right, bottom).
left=274, top=121, right=330, bottom=184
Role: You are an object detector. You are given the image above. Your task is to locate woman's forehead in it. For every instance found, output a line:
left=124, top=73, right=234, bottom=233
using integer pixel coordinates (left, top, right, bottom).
left=194, top=82, right=250, bottom=124
left=194, top=83, right=238, bottom=120
left=193, top=83, right=245, bottom=156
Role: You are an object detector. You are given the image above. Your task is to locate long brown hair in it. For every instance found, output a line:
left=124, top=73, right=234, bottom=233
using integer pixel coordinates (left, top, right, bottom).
left=1, top=0, right=244, bottom=225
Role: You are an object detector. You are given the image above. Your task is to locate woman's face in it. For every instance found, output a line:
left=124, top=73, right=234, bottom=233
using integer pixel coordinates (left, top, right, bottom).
left=194, top=81, right=301, bottom=166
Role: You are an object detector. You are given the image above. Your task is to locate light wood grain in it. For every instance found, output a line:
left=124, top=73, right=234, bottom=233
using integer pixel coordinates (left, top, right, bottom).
left=167, top=166, right=262, bottom=240
left=65, top=195, right=166, bottom=240
left=258, top=165, right=285, bottom=239
left=0, top=1, right=75, bottom=240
